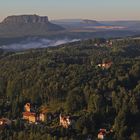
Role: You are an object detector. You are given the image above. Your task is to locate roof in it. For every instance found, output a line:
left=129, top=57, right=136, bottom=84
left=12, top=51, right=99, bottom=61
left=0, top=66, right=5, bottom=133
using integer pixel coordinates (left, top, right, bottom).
left=23, top=112, right=36, bottom=116
left=25, top=103, right=30, bottom=106
left=103, top=61, right=113, bottom=65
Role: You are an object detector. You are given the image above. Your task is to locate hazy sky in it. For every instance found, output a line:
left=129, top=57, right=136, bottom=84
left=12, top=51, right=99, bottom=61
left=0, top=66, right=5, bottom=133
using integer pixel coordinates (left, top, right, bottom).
left=0, top=0, right=140, bottom=21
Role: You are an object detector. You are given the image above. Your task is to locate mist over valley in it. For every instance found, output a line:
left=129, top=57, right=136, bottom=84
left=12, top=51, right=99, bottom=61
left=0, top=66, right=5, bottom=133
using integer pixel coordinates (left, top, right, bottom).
left=0, top=37, right=80, bottom=51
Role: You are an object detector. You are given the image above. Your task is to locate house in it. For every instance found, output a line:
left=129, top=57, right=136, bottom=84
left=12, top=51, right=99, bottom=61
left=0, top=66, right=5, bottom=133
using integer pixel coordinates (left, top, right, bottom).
left=23, top=111, right=47, bottom=123
left=97, top=129, right=106, bottom=140
left=23, top=112, right=37, bottom=123
left=98, top=61, right=113, bottom=69
left=98, top=132, right=105, bottom=140
left=59, top=114, right=71, bottom=128
left=106, top=40, right=113, bottom=47
left=23, top=103, right=37, bottom=123
left=94, top=43, right=99, bottom=47
left=97, top=128, right=113, bottom=140
left=39, top=113, right=46, bottom=122
left=0, top=119, right=4, bottom=125
left=23, top=103, right=48, bottom=123
left=39, top=106, right=50, bottom=122
left=24, top=103, right=31, bottom=112
left=0, top=118, right=11, bottom=127
left=109, top=41, right=113, bottom=46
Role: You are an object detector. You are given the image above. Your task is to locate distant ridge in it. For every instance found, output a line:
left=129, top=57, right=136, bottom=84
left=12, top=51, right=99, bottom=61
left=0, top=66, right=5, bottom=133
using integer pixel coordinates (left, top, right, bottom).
left=0, top=15, right=65, bottom=37
left=81, top=19, right=102, bottom=26
left=52, top=19, right=102, bottom=29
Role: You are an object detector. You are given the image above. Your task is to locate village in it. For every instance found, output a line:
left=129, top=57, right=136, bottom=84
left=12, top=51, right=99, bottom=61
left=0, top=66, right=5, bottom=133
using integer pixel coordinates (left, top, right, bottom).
left=94, top=40, right=113, bottom=48
left=0, top=40, right=115, bottom=140
left=0, top=102, right=114, bottom=140
left=0, top=43, right=114, bottom=139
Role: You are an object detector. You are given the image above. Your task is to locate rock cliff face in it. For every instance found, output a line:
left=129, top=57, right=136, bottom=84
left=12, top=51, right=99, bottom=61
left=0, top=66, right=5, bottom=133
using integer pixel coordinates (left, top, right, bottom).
left=2, top=15, right=49, bottom=24
left=0, top=15, right=65, bottom=37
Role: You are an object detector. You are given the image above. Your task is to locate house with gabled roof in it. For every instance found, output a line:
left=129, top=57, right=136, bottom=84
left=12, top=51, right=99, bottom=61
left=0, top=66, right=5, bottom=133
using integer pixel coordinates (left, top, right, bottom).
left=59, top=114, right=71, bottom=128
left=98, top=61, right=113, bottom=69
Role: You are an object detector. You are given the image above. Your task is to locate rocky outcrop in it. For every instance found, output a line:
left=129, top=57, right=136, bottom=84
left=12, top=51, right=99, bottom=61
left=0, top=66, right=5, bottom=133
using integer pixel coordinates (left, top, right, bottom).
left=0, top=15, right=65, bottom=37
left=2, top=15, right=49, bottom=24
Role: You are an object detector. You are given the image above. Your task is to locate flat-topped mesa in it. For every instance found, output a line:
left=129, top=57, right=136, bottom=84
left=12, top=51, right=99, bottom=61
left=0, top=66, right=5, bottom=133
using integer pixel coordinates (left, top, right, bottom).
left=2, top=15, right=49, bottom=24
left=0, top=14, right=65, bottom=37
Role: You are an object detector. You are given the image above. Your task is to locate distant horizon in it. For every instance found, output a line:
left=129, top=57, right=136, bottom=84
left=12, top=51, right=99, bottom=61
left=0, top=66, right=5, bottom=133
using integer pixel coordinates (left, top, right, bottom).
left=0, top=14, right=140, bottom=22
left=0, top=0, right=140, bottom=22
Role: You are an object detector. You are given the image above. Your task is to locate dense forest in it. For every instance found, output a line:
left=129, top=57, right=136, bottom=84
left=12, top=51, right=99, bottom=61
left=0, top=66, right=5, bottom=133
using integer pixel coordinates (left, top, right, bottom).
left=0, top=38, right=140, bottom=140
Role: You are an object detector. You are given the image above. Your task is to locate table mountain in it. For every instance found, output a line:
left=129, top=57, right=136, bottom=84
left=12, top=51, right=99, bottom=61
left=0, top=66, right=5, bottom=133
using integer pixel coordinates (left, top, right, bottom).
left=0, top=15, right=65, bottom=37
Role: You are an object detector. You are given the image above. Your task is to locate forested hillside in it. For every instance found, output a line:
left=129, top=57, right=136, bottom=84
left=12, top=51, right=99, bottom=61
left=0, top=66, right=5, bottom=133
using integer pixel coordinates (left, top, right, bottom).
left=0, top=38, right=140, bottom=140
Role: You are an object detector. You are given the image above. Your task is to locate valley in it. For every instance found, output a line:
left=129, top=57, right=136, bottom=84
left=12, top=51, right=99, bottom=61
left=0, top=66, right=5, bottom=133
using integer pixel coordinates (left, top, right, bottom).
left=0, top=37, right=140, bottom=139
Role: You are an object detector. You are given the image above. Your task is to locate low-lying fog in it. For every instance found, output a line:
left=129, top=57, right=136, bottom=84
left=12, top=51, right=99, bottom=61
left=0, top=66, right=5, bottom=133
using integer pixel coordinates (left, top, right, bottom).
left=0, top=38, right=80, bottom=51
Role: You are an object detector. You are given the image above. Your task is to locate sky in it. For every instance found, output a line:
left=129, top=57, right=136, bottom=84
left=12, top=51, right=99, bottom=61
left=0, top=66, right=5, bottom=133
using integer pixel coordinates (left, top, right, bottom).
left=0, top=0, right=140, bottom=21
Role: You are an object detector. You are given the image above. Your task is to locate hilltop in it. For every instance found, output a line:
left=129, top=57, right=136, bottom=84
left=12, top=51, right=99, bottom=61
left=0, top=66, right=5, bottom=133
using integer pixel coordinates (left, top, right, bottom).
left=52, top=19, right=102, bottom=28
left=2, top=15, right=49, bottom=24
left=0, top=15, right=65, bottom=37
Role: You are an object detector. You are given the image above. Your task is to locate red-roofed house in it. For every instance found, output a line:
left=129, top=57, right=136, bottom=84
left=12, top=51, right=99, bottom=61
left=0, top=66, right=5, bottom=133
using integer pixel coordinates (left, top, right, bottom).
left=98, top=61, right=113, bottom=69
left=23, top=112, right=37, bottom=123
left=97, top=129, right=106, bottom=140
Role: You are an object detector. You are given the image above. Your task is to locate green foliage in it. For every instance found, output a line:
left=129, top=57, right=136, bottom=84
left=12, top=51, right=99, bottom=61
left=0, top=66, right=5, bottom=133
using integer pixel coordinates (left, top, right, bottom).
left=66, top=87, right=86, bottom=113
left=88, top=94, right=104, bottom=113
left=0, top=38, right=140, bottom=139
